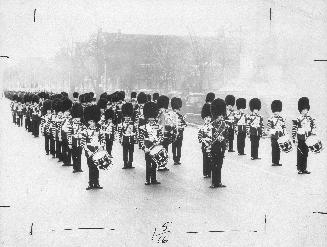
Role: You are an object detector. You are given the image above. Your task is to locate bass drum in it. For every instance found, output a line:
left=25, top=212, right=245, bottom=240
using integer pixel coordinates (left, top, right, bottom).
left=305, top=135, right=324, bottom=154
left=277, top=135, right=293, bottom=153
left=149, top=145, right=168, bottom=168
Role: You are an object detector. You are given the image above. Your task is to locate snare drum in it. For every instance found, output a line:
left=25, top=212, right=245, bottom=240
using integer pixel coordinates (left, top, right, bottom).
left=92, top=150, right=113, bottom=169
left=305, top=135, right=323, bottom=154
left=277, top=135, right=293, bottom=153
left=149, top=145, right=168, bottom=168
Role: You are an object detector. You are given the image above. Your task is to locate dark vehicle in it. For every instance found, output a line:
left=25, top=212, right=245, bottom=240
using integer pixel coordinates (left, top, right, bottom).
left=184, top=93, right=205, bottom=125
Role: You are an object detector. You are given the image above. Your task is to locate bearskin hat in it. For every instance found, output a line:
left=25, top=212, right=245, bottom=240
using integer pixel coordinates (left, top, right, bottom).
left=104, top=108, right=115, bottom=121
left=61, top=91, right=68, bottom=98
left=122, top=102, right=133, bottom=117
left=131, top=92, right=137, bottom=99
left=42, top=100, right=52, bottom=114
left=89, top=92, right=94, bottom=99
left=249, top=98, right=261, bottom=111
left=52, top=98, right=63, bottom=113
left=32, top=94, right=40, bottom=103
left=211, top=98, right=226, bottom=119
left=147, top=94, right=152, bottom=102
left=84, top=105, right=101, bottom=123
left=71, top=103, right=83, bottom=119
left=137, top=92, right=147, bottom=104
left=119, top=91, right=125, bottom=101
left=97, top=97, right=108, bottom=109
left=171, top=97, right=182, bottom=110
left=24, top=94, right=31, bottom=103
left=107, top=94, right=112, bottom=103
left=298, top=97, right=310, bottom=112
left=143, top=102, right=159, bottom=119
left=225, top=95, right=235, bottom=106
left=236, top=98, right=246, bottom=110
left=153, top=92, right=159, bottom=102
left=73, top=92, right=79, bottom=99
left=271, top=100, right=282, bottom=113
left=206, top=92, right=215, bottom=103
left=62, top=97, right=72, bottom=112
left=201, top=103, right=211, bottom=119
left=157, top=95, right=169, bottom=109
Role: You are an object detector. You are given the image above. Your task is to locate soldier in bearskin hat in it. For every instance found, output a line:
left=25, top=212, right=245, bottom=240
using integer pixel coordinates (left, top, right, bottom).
left=209, top=98, right=228, bottom=188
left=267, top=100, right=286, bottom=166
left=23, top=94, right=32, bottom=131
left=171, top=97, right=187, bottom=165
left=72, top=92, right=79, bottom=105
left=131, top=92, right=137, bottom=102
left=205, top=92, right=215, bottom=106
left=71, top=102, right=85, bottom=173
left=225, top=95, right=236, bottom=152
left=54, top=97, right=65, bottom=162
left=102, top=108, right=116, bottom=156
left=152, top=92, right=159, bottom=103
left=138, top=101, right=162, bottom=185
left=117, top=102, right=137, bottom=169
left=40, top=99, right=53, bottom=155
left=292, top=97, right=317, bottom=174
left=234, top=98, right=247, bottom=155
left=31, top=94, right=41, bottom=137
left=136, top=92, right=147, bottom=149
left=198, top=103, right=213, bottom=178
left=81, top=105, right=105, bottom=190
left=61, top=97, right=73, bottom=166
left=247, top=98, right=264, bottom=160
left=50, top=97, right=61, bottom=158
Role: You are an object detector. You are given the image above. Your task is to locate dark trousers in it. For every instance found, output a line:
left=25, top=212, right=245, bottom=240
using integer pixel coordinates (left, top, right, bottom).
left=211, top=145, right=225, bottom=186
left=17, top=115, right=23, bottom=127
left=250, top=135, right=260, bottom=159
left=271, top=138, right=280, bottom=164
left=106, top=139, right=113, bottom=155
left=62, top=137, right=72, bottom=165
left=56, top=139, right=63, bottom=161
left=145, top=153, right=157, bottom=183
left=123, top=143, right=134, bottom=167
left=202, top=144, right=211, bottom=177
left=172, top=138, right=183, bottom=163
left=50, top=137, right=56, bottom=156
left=25, top=117, right=30, bottom=130
left=32, top=120, right=40, bottom=137
left=87, top=158, right=99, bottom=186
left=12, top=113, right=16, bottom=124
left=297, top=139, right=308, bottom=172
left=72, top=146, right=82, bottom=171
left=44, top=134, right=51, bottom=154
left=237, top=132, right=246, bottom=154
left=227, top=128, right=234, bottom=151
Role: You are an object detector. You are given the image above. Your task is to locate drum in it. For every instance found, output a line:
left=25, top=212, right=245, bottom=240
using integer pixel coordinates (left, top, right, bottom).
left=305, top=135, right=323, bottom=154
left=92, top=150, right=113, bottom=169
left=149, top=145, right=168, bottom=168
left=278, top=135, right=293, bottom=153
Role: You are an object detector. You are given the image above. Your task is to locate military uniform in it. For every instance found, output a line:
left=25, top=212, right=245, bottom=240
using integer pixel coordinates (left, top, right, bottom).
left=225, top=95, right=236, bottom=152
left=234, top=98, right=247, bottom=155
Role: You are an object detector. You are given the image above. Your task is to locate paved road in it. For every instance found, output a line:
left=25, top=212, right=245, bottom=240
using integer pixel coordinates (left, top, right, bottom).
left=0, top=99, right=326, bottom=247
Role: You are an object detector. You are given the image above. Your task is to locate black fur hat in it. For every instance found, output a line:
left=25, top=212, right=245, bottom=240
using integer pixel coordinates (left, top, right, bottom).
left=122, top=102, right=133, bottom=117
left=211, top=98, right=226, bottom=119
left=104, top=108, right=115, bottom=121
left=137, top=92, right=147, bottom=104
left=157, top=95, right=169, bottom=109
left=143, top=102, right=159, bottom=119
left=225, top=95, right=235, bottom=106
left=271, top=100, right=282, bottom=113
left=32, top=94, right=40, bottom=103
left=97, top=98, right=108, bottom=109
left=100, top=92, right=107, bottom=99
left=71, top=103, right=83, bottom=119
left=236, top=98, right=246, bottom=110
left=42, top=100, right=52, bottom=114
left=249, top=98, right=261, bottom=111
left=201, top=103, right=211, bottom=119
left=147, top=94, right=152, bottom=102
left=120, top=91, right=125, bottom=101
left=89, top=92, right=94, bottom=99
left=73, top=92, right=79, bottom=99
left=62, top=97, right=72, bottom=112
left=61, top=91, right=68, bottom=98
left=171, top=97, right=182, bottom=110
left=24, top=94, right=31, bottom=103
left=131, top=92, right=137, bottom=99
left=153, top=93, right=159, bottom=101
left=52, top=98, right=63, bottom=113
left=84, top=105, right=101, bottom=123
left=206, top=92, right=215, bottom=103
left=298, top=97, right=310, bottom=112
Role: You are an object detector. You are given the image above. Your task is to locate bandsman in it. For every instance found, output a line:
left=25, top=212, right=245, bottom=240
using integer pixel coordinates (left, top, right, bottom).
left=234, top=98, right=247, bottom=155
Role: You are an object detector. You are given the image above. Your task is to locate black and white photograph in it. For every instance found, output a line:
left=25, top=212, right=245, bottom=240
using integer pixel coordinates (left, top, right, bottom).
left=0, top=0, right=327, bottom=246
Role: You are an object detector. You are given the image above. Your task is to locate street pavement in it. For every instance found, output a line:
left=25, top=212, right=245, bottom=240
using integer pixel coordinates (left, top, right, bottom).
left=0, top=99, right=326, bottom=247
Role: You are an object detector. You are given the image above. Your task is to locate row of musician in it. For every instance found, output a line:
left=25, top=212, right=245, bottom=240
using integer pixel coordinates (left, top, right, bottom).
left=5, top=91, right=324, bottom=189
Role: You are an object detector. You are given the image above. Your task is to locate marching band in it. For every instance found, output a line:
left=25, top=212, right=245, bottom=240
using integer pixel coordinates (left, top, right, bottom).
left=4, top=90, right=324, bottom=190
